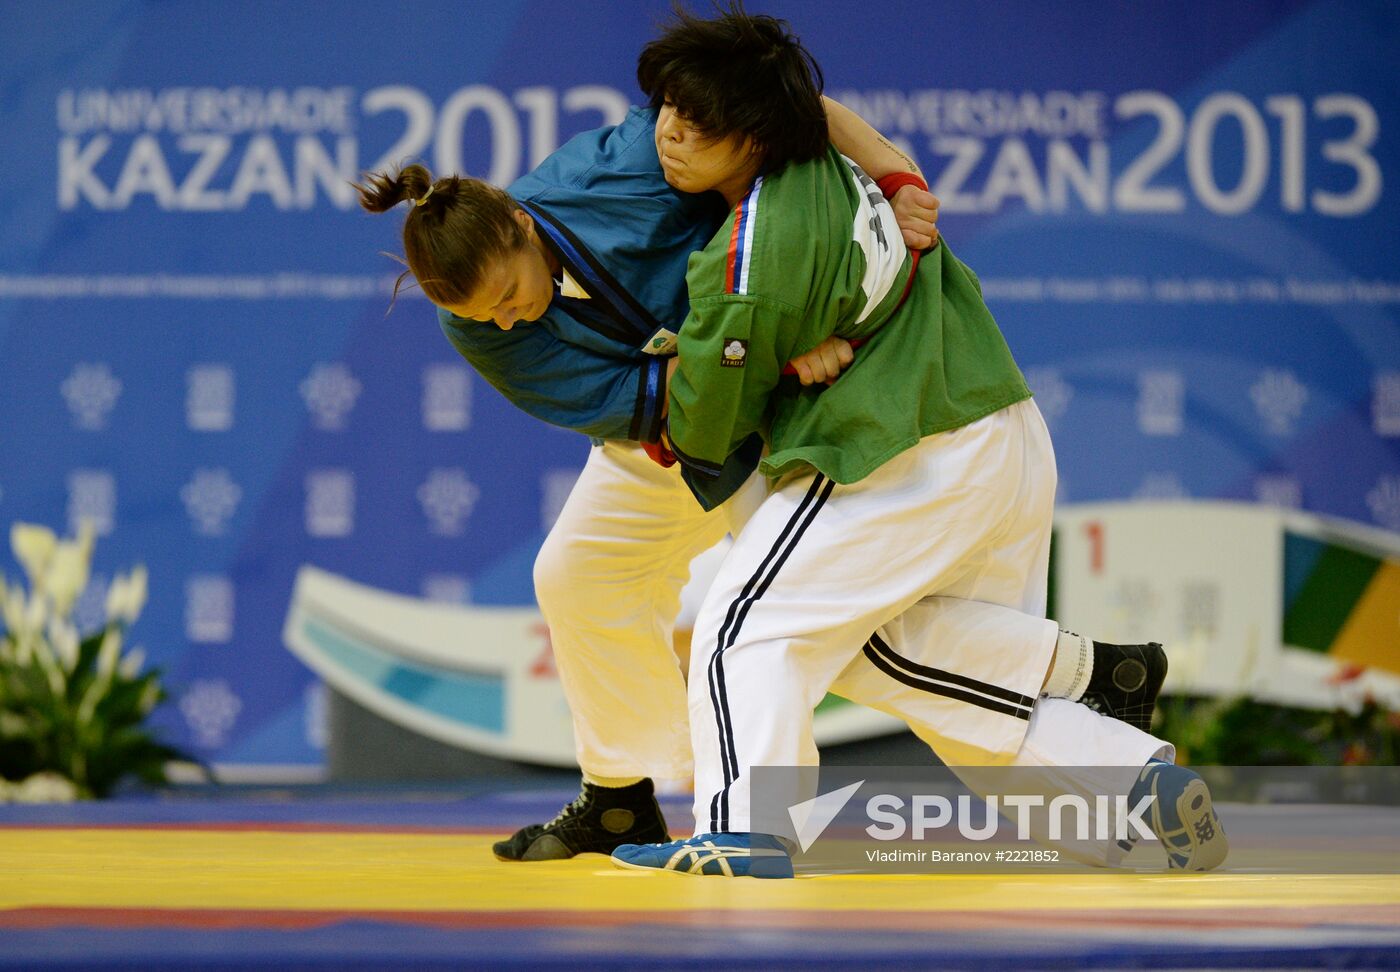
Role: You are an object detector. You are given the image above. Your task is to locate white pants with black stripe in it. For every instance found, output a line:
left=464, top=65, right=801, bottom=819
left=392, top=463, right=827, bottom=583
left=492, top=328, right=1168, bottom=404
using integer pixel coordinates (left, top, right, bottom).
left=534, top=433, right=1154, bottom=788
left=690, top=398, right=1166, bottom=837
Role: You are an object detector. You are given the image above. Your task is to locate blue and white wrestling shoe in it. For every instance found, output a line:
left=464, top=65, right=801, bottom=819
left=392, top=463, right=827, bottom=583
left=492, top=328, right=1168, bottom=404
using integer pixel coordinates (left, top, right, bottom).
left=1131, top=759, right=1229, bottom=871
left=611, top=832, right=794, bottom=878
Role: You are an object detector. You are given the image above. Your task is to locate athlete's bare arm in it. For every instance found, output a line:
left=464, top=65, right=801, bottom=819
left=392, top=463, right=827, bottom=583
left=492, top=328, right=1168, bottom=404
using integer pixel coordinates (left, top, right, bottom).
left=824, top=96, right=940, bottom=251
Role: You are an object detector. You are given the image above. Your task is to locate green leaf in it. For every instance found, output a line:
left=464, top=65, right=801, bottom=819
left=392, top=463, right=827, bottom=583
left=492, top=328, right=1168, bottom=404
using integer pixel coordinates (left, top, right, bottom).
left=64, top=630, right=107, bottom=704
left=94, top=676, right=152, bottom=727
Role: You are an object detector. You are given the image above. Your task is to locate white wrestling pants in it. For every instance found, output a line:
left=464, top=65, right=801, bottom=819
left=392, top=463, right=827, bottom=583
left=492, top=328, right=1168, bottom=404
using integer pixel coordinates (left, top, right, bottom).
left=687, top=399, right=1167, bottom=837
left=533, top=439, right=738, bottom=780
left=535, top=437, right=1091, bottom=781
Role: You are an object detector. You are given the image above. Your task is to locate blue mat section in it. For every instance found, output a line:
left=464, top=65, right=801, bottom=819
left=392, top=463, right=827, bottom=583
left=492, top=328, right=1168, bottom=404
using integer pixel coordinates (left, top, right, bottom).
left=3, top=925, right=1400, bottom=970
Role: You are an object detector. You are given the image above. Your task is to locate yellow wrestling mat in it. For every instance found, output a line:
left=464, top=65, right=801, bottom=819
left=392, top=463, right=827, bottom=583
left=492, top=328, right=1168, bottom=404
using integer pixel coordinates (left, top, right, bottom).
left=5, top=828, right=1399, bottom=915
left=3, top=791, right=1399, bottom=970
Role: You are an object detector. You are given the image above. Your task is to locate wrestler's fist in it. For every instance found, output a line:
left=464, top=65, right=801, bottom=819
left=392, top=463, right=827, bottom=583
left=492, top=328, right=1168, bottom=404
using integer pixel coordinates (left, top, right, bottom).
left=892, top=185, right=940, bottom=251
left=787, top=336, right=856, bottom=386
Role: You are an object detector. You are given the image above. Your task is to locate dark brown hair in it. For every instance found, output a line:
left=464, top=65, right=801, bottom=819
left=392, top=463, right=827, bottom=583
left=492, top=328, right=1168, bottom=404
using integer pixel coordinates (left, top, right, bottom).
left=637, top=3, right=827, bottom=175
left=356, top=164, right=527, bottom=307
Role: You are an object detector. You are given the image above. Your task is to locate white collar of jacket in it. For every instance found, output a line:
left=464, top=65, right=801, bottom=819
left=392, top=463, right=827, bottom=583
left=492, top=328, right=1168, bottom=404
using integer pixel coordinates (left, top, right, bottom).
left=559, top=267, right=590, bottom=300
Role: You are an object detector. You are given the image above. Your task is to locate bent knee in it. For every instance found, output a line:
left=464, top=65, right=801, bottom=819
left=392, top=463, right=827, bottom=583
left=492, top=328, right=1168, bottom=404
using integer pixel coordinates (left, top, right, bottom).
left=533, top=534, right=582, bottom=616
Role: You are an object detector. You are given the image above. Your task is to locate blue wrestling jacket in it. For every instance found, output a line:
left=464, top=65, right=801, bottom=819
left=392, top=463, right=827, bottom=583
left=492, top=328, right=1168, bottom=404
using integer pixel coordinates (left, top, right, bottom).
left=436, top=107, right=759, bottom=509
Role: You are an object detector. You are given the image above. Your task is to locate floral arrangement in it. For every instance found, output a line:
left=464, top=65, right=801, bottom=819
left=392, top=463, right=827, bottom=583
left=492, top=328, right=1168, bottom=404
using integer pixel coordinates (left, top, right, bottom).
left=0, top=521, right=191, bottom=800
left=1155, top=688, right=1400, bottom=766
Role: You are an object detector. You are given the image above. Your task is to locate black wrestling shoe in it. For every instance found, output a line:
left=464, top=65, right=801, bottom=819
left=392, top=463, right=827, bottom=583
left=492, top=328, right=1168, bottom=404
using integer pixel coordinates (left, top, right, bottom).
left=1081, top=642, right=1168, bottom=734
left=492, top=778, right=670, bottom=861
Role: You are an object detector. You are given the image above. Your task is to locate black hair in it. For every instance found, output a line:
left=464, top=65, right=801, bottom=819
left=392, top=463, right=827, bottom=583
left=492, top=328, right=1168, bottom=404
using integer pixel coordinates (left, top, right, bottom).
left=355, top=163, right=527, bottom=308
left=636, top=3, right=827, bottom=174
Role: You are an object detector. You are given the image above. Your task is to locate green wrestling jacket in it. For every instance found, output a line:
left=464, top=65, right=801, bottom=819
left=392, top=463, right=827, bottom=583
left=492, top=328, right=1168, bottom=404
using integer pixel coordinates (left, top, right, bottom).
left=666, top=146, right=1032, bottom=509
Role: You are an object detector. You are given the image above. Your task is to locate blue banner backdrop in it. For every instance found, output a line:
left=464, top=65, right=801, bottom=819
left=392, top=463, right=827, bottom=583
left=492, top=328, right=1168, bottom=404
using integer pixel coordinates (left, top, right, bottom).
left=0, top=0, right=1396, bottom=772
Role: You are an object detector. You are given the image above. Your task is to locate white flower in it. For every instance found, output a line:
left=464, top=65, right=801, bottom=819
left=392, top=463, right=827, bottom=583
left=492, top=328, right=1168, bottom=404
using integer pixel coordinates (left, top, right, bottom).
left=43, top=540, right=91, bottom=620
left=105, top=566, right=148, bottom=626
left=105, top=572, right=128, bottom=621
left=75, top=518, right=96, bottom=559
left=74, top=630, right=124, bottom=726
left=75, top=678, right=102, bottom=729
left=10, top=523, right=57, bottom=590
left=119, top=646, right=146, bottom=679
left=95, top=627, right=122, bottom=681
left=128, top=565, right=148, bottom=621
left=46, top=618, right=80, bottom=670
left=13, top=772, right=80, bottom=804
left=0, top=576, right=19, bottom=635
left=23, top=590, right=48, bottom=633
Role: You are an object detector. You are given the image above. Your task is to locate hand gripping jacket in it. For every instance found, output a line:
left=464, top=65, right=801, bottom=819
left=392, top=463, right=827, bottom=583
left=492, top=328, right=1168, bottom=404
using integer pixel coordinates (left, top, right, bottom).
left=665, top=148, right=1031, bottom=506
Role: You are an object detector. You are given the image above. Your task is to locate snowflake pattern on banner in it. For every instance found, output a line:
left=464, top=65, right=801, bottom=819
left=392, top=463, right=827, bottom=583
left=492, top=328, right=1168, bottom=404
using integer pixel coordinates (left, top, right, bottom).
left=300, top=363, right=361, bottom=431
left=181, top=469, right=242, bottom=536
left=421, top=573, right=472, bottom=603
left=305, top=470, right=356, bottom=538
left=1367, top=476, right=1400, bottom=531
left=179, top=679, right=242, bottom=749
left=1250, top=369, right=1308, bottom=437
left=1374, top=372, right=1400, bottom=438
left=1133, top=472, right=1190, bottom=501
left=185, top=575, right=235, bottom=643
left=70, top=573, right=109, bottom=634
left=1136, top=370, right=1183, bottom=437
left=417, top=469, right=480, bottom=536
left=186, top=364, right=235, bottom=432
left=62, top=363, right=121, bottom=431
left=1254, top=474, right=1302, bottom=509
left=67, top=470, right=115, bottom=537
left=421, top=363, right=472, bottom=431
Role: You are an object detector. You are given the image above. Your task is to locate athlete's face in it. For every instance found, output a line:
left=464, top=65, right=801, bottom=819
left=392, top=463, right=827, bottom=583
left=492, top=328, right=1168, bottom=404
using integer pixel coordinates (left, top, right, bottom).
left=655, top=102, right=762, bottom=205
left=443, top=211, right=556, bottom=330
